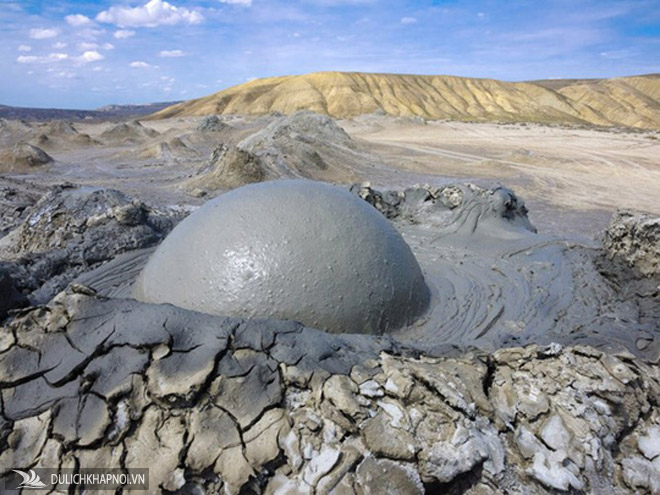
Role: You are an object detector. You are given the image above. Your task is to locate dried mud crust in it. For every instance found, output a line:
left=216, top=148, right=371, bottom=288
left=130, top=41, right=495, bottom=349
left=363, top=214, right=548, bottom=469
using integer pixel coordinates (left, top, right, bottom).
left=0, top=178, right=47, bottom=238
left=603, top=210, right=660, bottom=278
left=0, top=292, right=659, bottom=494
left=0, top=184, right=184, bottom=305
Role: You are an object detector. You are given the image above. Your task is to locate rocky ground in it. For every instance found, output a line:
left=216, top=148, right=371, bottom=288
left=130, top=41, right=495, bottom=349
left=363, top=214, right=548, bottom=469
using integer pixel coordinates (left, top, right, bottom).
left=0, top=112, right=659, bottom=494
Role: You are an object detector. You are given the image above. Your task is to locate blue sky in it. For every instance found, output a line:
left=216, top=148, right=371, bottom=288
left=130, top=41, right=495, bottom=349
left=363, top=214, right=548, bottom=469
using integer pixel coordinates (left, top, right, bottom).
left=1, top=0, right=659, bottom=109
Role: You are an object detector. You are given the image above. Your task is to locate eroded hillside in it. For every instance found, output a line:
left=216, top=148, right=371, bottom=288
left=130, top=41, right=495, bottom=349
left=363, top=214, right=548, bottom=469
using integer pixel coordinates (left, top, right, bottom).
left=151, top=72, right=660, bottom=129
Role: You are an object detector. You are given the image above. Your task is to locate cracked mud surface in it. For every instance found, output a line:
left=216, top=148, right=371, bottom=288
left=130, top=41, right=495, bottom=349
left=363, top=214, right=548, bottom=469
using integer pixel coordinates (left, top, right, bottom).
left=1, top=292, right=660, bottom=494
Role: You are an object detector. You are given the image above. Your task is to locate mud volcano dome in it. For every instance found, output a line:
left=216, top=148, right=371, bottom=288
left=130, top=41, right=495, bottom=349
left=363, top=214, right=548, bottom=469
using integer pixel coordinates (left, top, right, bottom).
left=133, top=180, right=430, bottom=334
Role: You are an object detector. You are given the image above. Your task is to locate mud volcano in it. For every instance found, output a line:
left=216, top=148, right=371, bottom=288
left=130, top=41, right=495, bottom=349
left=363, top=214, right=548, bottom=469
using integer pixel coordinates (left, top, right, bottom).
left=134, top=179, right=430, bottom=334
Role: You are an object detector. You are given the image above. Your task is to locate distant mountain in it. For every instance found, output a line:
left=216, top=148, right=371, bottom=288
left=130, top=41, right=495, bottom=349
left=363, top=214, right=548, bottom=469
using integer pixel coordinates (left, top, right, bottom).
left=150, top=72, right=660, bottom=130
left=0, top=101, right=181, bottom=122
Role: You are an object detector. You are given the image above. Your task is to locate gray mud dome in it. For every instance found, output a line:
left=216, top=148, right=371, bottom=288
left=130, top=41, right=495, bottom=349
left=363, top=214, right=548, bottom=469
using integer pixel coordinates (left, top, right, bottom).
left=134, top=180, right=430, bottom=334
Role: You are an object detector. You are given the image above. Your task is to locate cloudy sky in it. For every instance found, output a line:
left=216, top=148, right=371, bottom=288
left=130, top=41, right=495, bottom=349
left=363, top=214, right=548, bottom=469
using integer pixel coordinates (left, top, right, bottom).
left=1, top=0, right=658, bottom=109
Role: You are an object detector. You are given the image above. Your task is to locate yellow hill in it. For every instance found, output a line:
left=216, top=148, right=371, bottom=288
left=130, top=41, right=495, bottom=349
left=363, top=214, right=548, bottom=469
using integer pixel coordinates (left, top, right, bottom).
left=151, top=72, right=660, bottom=129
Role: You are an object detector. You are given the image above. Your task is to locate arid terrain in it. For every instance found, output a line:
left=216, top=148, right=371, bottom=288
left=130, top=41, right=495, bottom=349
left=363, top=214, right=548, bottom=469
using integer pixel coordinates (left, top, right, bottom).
left=2, top=110, right=658, bottom=236
left=1, top=72, right=660, bottom=494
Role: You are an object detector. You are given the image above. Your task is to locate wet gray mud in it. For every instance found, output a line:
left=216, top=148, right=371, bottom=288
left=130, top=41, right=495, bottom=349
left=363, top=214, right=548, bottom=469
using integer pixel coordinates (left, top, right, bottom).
left=344, top=183, right=659, bottom=359
left=1, top=178, right=659, bottom=494
left=39, top=179, right=658, bottom=359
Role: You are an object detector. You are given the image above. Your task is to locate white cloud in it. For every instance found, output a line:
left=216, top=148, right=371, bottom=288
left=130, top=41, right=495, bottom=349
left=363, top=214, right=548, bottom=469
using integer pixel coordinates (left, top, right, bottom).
left=29, top=28, right=60, bottom=39
left=17, top=53, right=68, bottom=64
left=78, top=42, right=99, bottom=51
left=52, top=41, right=68, bottom=49
left=17, top=45, right=32, bottom=52
left=219, top=0, right=252, bottom=5
left=130, top=60, right=151, bottom=68
left=102, top=43, right=115, bottom=50
left=65, top=14, right=92, bottom=26
left=97, top=0, right=204, bottom=28
left=400, top=17, right=417, bottom=24
left=113, top=30, right=136, bottom=39
left=77, top=50, right=104, bottom=63
left=159, top=49, right=185, bottom=57
left=17, top=55, right=38, bottom=63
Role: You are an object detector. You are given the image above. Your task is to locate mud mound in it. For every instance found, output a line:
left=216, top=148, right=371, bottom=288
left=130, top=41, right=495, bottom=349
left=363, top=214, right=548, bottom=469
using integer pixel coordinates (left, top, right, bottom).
left=134, top=180, right=430, bottom=334
left=38, top=120, right=78, bottom=136
left=197, top=115, right=231, bottom=132
left=32, top=132, right=97, bottom=150
left=0, top=142, right=53, bottom=172
left=100, top=120, right=160, bottom=143
left=242, top=110, right=354, bottom=149
left=0, top=184, right=183, bottom=303
left=0, top=119, right=33, bottom=145
left=237, top=111, right=375, bottom=183
left=0, top=118, right=32, bottom=133
left=187, top=144, right=266, bottom=191
left=30, top=120, right=98, bottom=149
left=604, top=210, right=660, bottom=278
left=136, top=136, right=194, bottom=160
left=1, top=291, right=659, bottom=494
